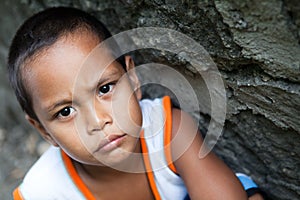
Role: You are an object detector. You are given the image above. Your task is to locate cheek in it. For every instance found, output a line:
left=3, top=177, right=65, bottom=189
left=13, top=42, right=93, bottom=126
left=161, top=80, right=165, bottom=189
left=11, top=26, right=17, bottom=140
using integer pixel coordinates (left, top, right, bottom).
left=47, top=125, right=96, bottom=161
left=44, top=123, right=81, bottom=150
left=112, top=82, right=142, bottom=135
left=47, top=122, right=95, bottom=146
left=128, top=96, right=142, bottom=126
left=46, top=124, right=74, bottom=144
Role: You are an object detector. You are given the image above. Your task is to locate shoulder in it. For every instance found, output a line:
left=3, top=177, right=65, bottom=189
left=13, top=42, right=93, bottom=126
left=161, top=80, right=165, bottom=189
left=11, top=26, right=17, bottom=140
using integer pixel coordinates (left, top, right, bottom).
left=19, top=147, right=64, bottom=197
left=171, top=108, right=198, bottom=136
left=22, top=146, right=63, bottom=184
left=170, top=108, right=247, bottom=199
left=18, top=146, right=82, bottom=199
left=171, top=108, right=202, bottom=158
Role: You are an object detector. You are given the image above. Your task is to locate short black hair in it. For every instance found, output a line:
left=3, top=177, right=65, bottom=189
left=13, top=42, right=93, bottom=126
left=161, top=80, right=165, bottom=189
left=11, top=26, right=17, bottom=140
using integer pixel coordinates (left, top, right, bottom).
left=8, top=7, right=125, bottom=121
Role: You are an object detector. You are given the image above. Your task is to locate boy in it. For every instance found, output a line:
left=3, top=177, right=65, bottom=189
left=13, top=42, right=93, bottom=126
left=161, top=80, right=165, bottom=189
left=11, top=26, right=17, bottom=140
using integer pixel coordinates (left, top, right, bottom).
left=8, top=7, right=264, bottom=200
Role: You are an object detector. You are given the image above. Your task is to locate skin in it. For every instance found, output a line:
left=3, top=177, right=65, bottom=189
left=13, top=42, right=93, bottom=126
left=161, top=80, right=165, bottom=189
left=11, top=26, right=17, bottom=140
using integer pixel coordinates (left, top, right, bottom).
left=24, top=30, right=263, bottom=200
left=172, top=110, right=263, bottom=200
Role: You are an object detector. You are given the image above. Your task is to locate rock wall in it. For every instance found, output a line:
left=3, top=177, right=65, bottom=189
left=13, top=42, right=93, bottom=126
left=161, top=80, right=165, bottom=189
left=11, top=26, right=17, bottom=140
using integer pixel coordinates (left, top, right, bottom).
left=0, top=0, right=299, bottom=199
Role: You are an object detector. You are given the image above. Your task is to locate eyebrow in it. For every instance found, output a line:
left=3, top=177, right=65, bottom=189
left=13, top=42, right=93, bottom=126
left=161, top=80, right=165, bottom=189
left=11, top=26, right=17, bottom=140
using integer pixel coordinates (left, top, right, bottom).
left=91, top=68, right=122, bottom=91
left=45, top=68, right=122, bottom=113
left=46, top=99, right=73, bottom=113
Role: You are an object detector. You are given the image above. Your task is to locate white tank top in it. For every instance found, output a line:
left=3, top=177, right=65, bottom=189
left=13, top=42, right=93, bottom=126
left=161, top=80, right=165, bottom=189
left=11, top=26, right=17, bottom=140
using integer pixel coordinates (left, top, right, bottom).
left=14, top=96, right=188, bottom=200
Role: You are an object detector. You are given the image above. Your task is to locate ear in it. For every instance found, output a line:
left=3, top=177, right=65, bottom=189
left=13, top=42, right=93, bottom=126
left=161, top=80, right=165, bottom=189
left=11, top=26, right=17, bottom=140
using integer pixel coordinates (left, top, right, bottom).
left=25, top=114, right=59, bottom=147
left=125, top=56, right=142, bottom=100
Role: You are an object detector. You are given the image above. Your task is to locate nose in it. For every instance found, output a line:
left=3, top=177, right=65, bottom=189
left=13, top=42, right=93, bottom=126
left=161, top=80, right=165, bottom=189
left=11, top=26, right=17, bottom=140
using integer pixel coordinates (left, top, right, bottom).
left=86, top=104, right=112, bottom=135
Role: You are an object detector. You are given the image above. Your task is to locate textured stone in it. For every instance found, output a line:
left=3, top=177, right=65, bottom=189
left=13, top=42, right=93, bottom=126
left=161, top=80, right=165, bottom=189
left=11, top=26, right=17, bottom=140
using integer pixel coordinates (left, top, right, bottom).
left=0, top=0, right=299, bottom=199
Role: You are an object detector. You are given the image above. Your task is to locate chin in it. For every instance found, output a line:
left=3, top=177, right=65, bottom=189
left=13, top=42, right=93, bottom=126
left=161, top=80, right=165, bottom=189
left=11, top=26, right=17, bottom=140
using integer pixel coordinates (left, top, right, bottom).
left=94, top=147, right=133, bottom=166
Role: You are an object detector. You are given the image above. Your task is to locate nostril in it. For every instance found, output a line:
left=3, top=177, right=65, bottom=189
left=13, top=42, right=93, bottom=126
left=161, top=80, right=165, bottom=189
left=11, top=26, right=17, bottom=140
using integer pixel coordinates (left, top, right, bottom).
left=91, top=128, right=101, bottom=132
left=87, top=122, right=103, bottom=134
left=86, top=109, right=113, bottom=134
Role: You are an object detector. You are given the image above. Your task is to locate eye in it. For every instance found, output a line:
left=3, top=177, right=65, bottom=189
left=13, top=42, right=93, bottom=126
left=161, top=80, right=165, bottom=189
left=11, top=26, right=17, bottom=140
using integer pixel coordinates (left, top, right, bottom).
left=57, top=106, right=75, bottom=119
left=98, top=83, right=114, bottom=96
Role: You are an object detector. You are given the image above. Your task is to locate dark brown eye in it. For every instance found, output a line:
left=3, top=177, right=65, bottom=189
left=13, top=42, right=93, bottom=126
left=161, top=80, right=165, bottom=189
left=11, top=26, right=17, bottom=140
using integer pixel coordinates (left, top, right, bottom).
left=58, top=107, right=74, bottom=118
left=98, top=84, right=113, bottom=96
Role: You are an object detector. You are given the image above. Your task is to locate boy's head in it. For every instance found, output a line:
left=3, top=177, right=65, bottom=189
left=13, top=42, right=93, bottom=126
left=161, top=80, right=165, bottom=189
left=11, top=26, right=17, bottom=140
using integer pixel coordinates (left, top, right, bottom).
left=8, top=7, right=126, bottom=122
left=8, top=7, right=143, bottom=167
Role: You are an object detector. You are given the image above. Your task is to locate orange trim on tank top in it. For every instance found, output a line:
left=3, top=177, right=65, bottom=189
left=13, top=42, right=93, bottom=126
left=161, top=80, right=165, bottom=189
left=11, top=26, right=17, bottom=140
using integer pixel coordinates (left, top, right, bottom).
left=13, top=187, right=24, bottom=200
left=162, top=96, right=177, bottom=174
left=61, top=131, right=160, bottom=200
left=140, top=130, right=162, bottom=200
left=61, top=151, right=96, bottom=200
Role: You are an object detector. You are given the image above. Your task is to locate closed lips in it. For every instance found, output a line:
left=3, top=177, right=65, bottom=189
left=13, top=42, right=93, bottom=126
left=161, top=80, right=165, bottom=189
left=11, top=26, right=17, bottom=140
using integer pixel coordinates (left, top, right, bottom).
left=94, top=134, right=127, bottom=153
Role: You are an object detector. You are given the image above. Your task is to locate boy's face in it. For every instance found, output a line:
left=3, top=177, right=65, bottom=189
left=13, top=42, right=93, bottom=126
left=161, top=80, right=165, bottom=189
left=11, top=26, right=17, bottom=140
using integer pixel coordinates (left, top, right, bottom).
left=24, top=32, right=142, bottom=168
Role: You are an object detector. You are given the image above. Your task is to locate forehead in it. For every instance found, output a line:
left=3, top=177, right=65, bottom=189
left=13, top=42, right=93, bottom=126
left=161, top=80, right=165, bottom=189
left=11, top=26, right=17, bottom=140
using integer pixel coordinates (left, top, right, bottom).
left=23, top=32, right=98, bottom=90
left=24, top=31, right=100, bottom=73
left=23, top=32, right=122, bottom=111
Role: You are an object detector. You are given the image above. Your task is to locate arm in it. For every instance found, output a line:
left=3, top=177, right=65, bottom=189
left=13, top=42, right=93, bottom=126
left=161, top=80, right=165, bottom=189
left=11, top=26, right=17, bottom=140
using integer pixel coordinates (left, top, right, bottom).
left=171, top=108, right=247, bottom=200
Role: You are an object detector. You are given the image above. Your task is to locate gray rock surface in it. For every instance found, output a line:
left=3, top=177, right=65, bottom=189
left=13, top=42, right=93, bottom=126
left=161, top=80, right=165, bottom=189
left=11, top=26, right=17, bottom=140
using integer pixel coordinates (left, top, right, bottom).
left=0, top=0, right=299, bottom=199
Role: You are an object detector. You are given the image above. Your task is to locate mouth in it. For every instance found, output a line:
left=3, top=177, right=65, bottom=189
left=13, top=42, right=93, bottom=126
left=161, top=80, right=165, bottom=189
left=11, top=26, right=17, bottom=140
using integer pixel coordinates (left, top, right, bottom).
left=93, top=134, right=127, bottom=153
